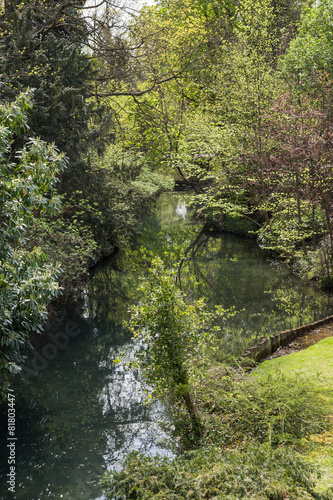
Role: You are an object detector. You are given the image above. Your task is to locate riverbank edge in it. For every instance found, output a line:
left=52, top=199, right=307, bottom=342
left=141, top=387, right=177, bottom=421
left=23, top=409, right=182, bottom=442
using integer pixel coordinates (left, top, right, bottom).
left=239, top=314, right=333, bottom=364
left=203, top=208, right=333, bottom=290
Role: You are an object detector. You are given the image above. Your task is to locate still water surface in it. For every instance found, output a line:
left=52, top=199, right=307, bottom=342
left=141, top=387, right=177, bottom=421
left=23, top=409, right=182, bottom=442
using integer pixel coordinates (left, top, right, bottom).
left=1, top=193, right=332, bottom=499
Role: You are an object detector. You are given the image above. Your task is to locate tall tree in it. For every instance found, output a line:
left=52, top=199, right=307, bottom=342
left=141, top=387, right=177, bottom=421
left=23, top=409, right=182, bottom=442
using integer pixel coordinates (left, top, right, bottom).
left=240, top=87, right=333, bottom=272
left=0, top=1, right=90, bottom=157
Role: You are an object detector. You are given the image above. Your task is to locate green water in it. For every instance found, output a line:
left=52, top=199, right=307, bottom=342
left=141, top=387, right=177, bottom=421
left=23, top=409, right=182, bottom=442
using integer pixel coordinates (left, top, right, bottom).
left=1, top=192, right=332, bottom=500
left=141, top=193, right=333, bottom=357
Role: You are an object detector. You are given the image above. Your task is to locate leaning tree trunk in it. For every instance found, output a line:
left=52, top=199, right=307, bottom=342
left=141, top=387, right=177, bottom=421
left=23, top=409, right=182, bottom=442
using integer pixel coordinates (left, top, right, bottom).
left=173, top=362, right=204, bottom=440
left=182, top=391, right=204, bottom=440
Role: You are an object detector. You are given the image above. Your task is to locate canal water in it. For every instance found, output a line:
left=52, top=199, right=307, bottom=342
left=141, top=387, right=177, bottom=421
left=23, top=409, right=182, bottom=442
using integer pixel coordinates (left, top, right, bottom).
left=1, top=193, right=332, bottom=499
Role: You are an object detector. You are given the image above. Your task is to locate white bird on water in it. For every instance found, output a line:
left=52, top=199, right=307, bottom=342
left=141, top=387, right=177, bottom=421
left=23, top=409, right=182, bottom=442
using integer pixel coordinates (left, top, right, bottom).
left=176, top=202, right=187, bottom=219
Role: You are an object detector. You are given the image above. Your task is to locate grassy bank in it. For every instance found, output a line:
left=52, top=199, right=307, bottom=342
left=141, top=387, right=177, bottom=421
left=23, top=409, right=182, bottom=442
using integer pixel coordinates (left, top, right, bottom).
left=255, top=337, right=333, bottom=493
left=101, top=338, right=333, bottom=499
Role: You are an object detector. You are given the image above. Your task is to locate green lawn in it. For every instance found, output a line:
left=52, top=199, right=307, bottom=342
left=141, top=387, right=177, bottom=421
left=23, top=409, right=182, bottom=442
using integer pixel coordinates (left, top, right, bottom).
left=257, top=337, right=333, bottom=383
left=256, top=338, right=333, bottom=493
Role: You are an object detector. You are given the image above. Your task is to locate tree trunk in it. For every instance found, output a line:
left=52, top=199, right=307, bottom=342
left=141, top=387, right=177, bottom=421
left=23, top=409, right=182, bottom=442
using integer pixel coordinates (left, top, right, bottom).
left=296, top=173, right=307, bottom=256
left=312, top=205, right=316, bottom=251
left=182, top=391, right=203, bottom=440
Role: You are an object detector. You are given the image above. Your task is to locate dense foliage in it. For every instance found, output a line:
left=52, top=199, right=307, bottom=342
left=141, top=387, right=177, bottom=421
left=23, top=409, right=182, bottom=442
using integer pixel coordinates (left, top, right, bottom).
left=99, top=0, right=333, bottom=286
left=0, top=91, right=66, bottom=396
left=101, top=445, right=331, bottom=500
left=0, top=0, right=96, bottom=167
left=0, top=0, right=173, bottom=285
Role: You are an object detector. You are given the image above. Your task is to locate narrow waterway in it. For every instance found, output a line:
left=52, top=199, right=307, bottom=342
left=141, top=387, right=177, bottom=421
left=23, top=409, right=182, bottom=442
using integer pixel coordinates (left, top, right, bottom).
left=1, top=192, right=332, bottom=500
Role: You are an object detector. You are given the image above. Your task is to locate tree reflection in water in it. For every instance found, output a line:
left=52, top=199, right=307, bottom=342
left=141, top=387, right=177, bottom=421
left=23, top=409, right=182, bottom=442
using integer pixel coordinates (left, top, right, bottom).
left=0, top=192, right=332, bottom=499
left=0, top=258, right=173, bottom=500
left=142, top=193, right=333, bottom=359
